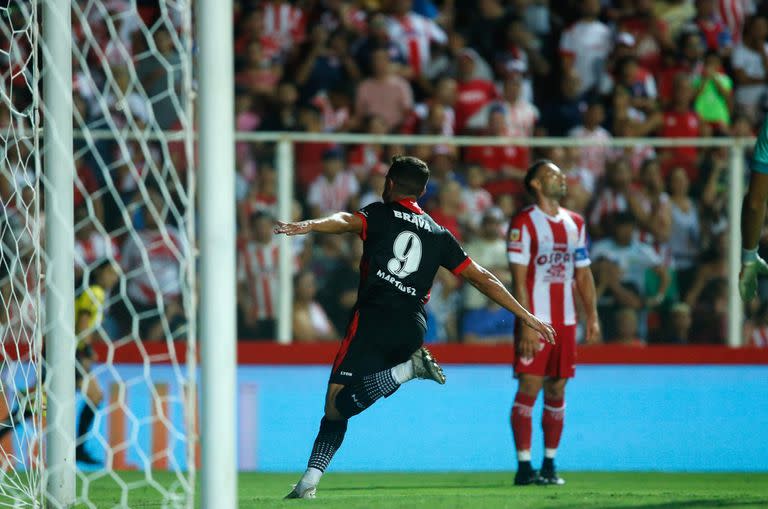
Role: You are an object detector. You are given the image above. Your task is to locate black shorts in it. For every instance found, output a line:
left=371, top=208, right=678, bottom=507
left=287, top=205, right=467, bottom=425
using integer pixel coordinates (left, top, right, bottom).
left=329, top=306, right=426, bottom=385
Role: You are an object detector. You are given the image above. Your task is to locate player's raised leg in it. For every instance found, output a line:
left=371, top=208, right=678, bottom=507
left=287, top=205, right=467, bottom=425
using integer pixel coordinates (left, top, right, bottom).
left=512, top=373, right=543, bottom=485
left=286, top=349, right=444, bottom=499
left=539, top=377, right=567, bottom=485
left=740, top=120, right=768, bottom=301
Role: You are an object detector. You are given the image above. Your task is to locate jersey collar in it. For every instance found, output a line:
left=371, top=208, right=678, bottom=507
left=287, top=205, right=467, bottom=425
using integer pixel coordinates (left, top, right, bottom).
left=534, top=204, right=562, bottom=221
left=397, top=198, right=424, bottom=215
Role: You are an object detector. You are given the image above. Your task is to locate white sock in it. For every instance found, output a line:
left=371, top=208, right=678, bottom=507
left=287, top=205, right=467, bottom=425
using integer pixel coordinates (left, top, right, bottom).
left=390, top=359, right=414, bottom=384
left=298, top=467, right=323, bottom=489
left=544, top=448, right=557, bottom=459
left=517, top=450, right=531, bottom=462
left=743, top=247, right=759, bottom=263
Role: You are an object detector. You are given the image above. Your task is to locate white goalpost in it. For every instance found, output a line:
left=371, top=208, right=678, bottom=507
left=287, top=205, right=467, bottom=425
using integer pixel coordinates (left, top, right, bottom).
left=42, top=0, right=76, bottom=506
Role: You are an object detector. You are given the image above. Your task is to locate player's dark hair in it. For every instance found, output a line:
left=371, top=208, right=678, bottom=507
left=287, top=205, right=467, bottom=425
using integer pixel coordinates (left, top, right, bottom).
left=387, top=155, right=430, bottom=197
left=524, top=159, right=552, bottom=195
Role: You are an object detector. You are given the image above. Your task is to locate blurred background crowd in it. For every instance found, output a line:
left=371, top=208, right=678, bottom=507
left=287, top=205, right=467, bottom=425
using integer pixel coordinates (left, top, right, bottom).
left=5, top=0, right=768, bottom=347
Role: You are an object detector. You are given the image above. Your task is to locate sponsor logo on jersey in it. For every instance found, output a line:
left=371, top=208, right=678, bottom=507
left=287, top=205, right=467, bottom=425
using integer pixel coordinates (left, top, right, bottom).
left=536, top=252, right=572, bottom=265
left=376, top=269, right=418, bottom=296
left=546, top=263, right=566, bottom=279
left=393, top=210, right=432, bottom=232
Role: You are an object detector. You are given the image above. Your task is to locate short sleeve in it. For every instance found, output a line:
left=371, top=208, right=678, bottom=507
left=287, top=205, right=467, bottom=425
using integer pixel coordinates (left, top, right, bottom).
left=355, top=202, right=388, bottom=241
left=427, top=18, right=448, bottom=44
left=574, top=220, right=591, bottom=268
left=441, top=230, right=471, bottom=275
left=507, top=217, right=531, bottom=266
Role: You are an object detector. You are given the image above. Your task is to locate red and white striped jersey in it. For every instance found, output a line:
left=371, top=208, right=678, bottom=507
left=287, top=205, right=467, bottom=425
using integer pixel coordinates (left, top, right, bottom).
left=122, top=226, right=186, bottom=306
left=386, top=13, right=447, bottom=77
left=508, top=206, right=591, bottom=326
left=306, top=171, right=360, bottom=216
left=75, top=232, right=121, bottom=270
left=719, top=0, right=754, bottom=44
left=589, top=187, right=628, bottom=228
left=237, top=239, right=281, bottom=320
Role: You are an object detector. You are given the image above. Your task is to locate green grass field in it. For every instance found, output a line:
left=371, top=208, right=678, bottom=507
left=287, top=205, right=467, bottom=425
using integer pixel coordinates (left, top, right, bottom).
left=59, top=471, right=768, bottom=508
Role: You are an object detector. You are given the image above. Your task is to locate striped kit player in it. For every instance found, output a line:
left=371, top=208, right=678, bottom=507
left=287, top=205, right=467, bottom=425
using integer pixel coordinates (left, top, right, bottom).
left=507, top=160, right=601, bottom=486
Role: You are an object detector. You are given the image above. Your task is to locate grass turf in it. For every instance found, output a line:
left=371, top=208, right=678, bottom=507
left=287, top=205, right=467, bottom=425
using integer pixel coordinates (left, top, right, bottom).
left=4, top=472, right=766, bottom=508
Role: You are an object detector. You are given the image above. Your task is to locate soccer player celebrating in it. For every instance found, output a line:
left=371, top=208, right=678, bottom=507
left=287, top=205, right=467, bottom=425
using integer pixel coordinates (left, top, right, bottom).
left=276, top=156, right=555, bottom=499
left=507, top=160, right=600, bottom=485
left=740, top=120, right=768, bottom=301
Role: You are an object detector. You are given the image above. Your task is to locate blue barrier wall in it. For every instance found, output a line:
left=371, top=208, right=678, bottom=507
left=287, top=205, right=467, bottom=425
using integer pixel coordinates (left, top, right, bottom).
left=251, top=365, right=768, bottom=472
left=9, top=364, right=761, bottom=472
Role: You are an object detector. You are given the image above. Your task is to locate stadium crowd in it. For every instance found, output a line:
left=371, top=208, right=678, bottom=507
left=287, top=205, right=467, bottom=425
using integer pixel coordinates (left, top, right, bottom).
left=4, top=0, right=768, bottom=346
left=232, top=0, right=768, bottom=345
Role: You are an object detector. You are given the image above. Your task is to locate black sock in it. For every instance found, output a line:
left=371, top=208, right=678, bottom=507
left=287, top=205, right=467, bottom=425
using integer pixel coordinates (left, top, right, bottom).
left=77, top=404, right=96, bottom=445
left=542, top=457, right=555, bottom=470
left=518, top=460, right=532, bottom=471
left=307, top=417, right=348, bottom=473
left=334, top=369, right=400, bottom=418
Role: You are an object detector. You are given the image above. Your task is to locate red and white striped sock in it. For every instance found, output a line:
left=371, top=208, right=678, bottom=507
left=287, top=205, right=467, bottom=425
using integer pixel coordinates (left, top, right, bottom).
left=542, top=397, right=565, bottom=459
left=511, top=392, right=536, bottom=462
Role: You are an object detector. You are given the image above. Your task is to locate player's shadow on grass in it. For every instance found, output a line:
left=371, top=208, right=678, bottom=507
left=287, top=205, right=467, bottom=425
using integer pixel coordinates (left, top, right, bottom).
left=560, top=499, right=768, bottom=509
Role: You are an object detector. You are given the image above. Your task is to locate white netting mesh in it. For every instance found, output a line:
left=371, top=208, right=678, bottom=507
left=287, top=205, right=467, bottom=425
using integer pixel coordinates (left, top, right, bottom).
left=0, top=1, right=44, bottom=507
left=1, top=1, right=196, bottom=507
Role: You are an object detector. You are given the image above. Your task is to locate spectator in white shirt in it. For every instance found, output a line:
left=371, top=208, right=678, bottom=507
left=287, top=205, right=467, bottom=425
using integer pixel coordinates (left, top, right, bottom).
left=731, top=14, right=768, bottom=120
left=559, top=0, right=613, bottom=96
left=306, top=146, right=360, bottom=218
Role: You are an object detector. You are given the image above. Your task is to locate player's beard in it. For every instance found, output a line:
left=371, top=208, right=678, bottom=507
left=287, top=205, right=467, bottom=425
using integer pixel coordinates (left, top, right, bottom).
left=547, top=182, right=567, bottom=201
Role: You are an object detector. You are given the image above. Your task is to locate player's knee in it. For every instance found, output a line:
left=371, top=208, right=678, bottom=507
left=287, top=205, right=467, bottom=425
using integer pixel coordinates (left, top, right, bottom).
left=333, top=384, right=371, bottom=419
left=745, top=189, right=766, bottom=211
left=544, top=380, right=567, bottom=400
left=517, top=379, right=542, bottom=398
left=324, top=399, right=344, bottom=421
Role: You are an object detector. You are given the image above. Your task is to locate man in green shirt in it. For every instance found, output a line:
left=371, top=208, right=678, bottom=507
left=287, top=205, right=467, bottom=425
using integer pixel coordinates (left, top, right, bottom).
left=692, top=51, right=732, bottom=130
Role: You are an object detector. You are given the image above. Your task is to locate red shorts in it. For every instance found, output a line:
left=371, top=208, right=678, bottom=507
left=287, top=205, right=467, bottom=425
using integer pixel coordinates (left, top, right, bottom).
left=514, top=323, right=577, bottom=379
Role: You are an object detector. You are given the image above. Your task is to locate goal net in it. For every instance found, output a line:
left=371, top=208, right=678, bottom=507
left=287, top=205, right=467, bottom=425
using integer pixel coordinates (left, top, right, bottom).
left=1, top=1, right=196, bottom=507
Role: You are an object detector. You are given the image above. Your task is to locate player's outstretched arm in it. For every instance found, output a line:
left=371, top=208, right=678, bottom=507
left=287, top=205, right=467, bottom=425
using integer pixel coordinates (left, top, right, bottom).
left=460, top=260, right=556, bottom=344
left=274, top=212, right=363, bottom=236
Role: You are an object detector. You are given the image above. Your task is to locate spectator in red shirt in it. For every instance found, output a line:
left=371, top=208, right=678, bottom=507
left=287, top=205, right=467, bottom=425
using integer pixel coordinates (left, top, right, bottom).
left=428, top=180, right=464, bottom=241
left=691, top=0, right=732, bottom=53
left=465, top=105, right=527, bottom=198
left=660, top=74, right=711, bottom=178
left=455, top=48, right=498, bottom=134
left=618, top=0, right=675, bottom=73
left=295, top=104, right=334, bottom=191
left=235, top=40, right=283, bottom=98
left=657, top=30, right=705, bottom=107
